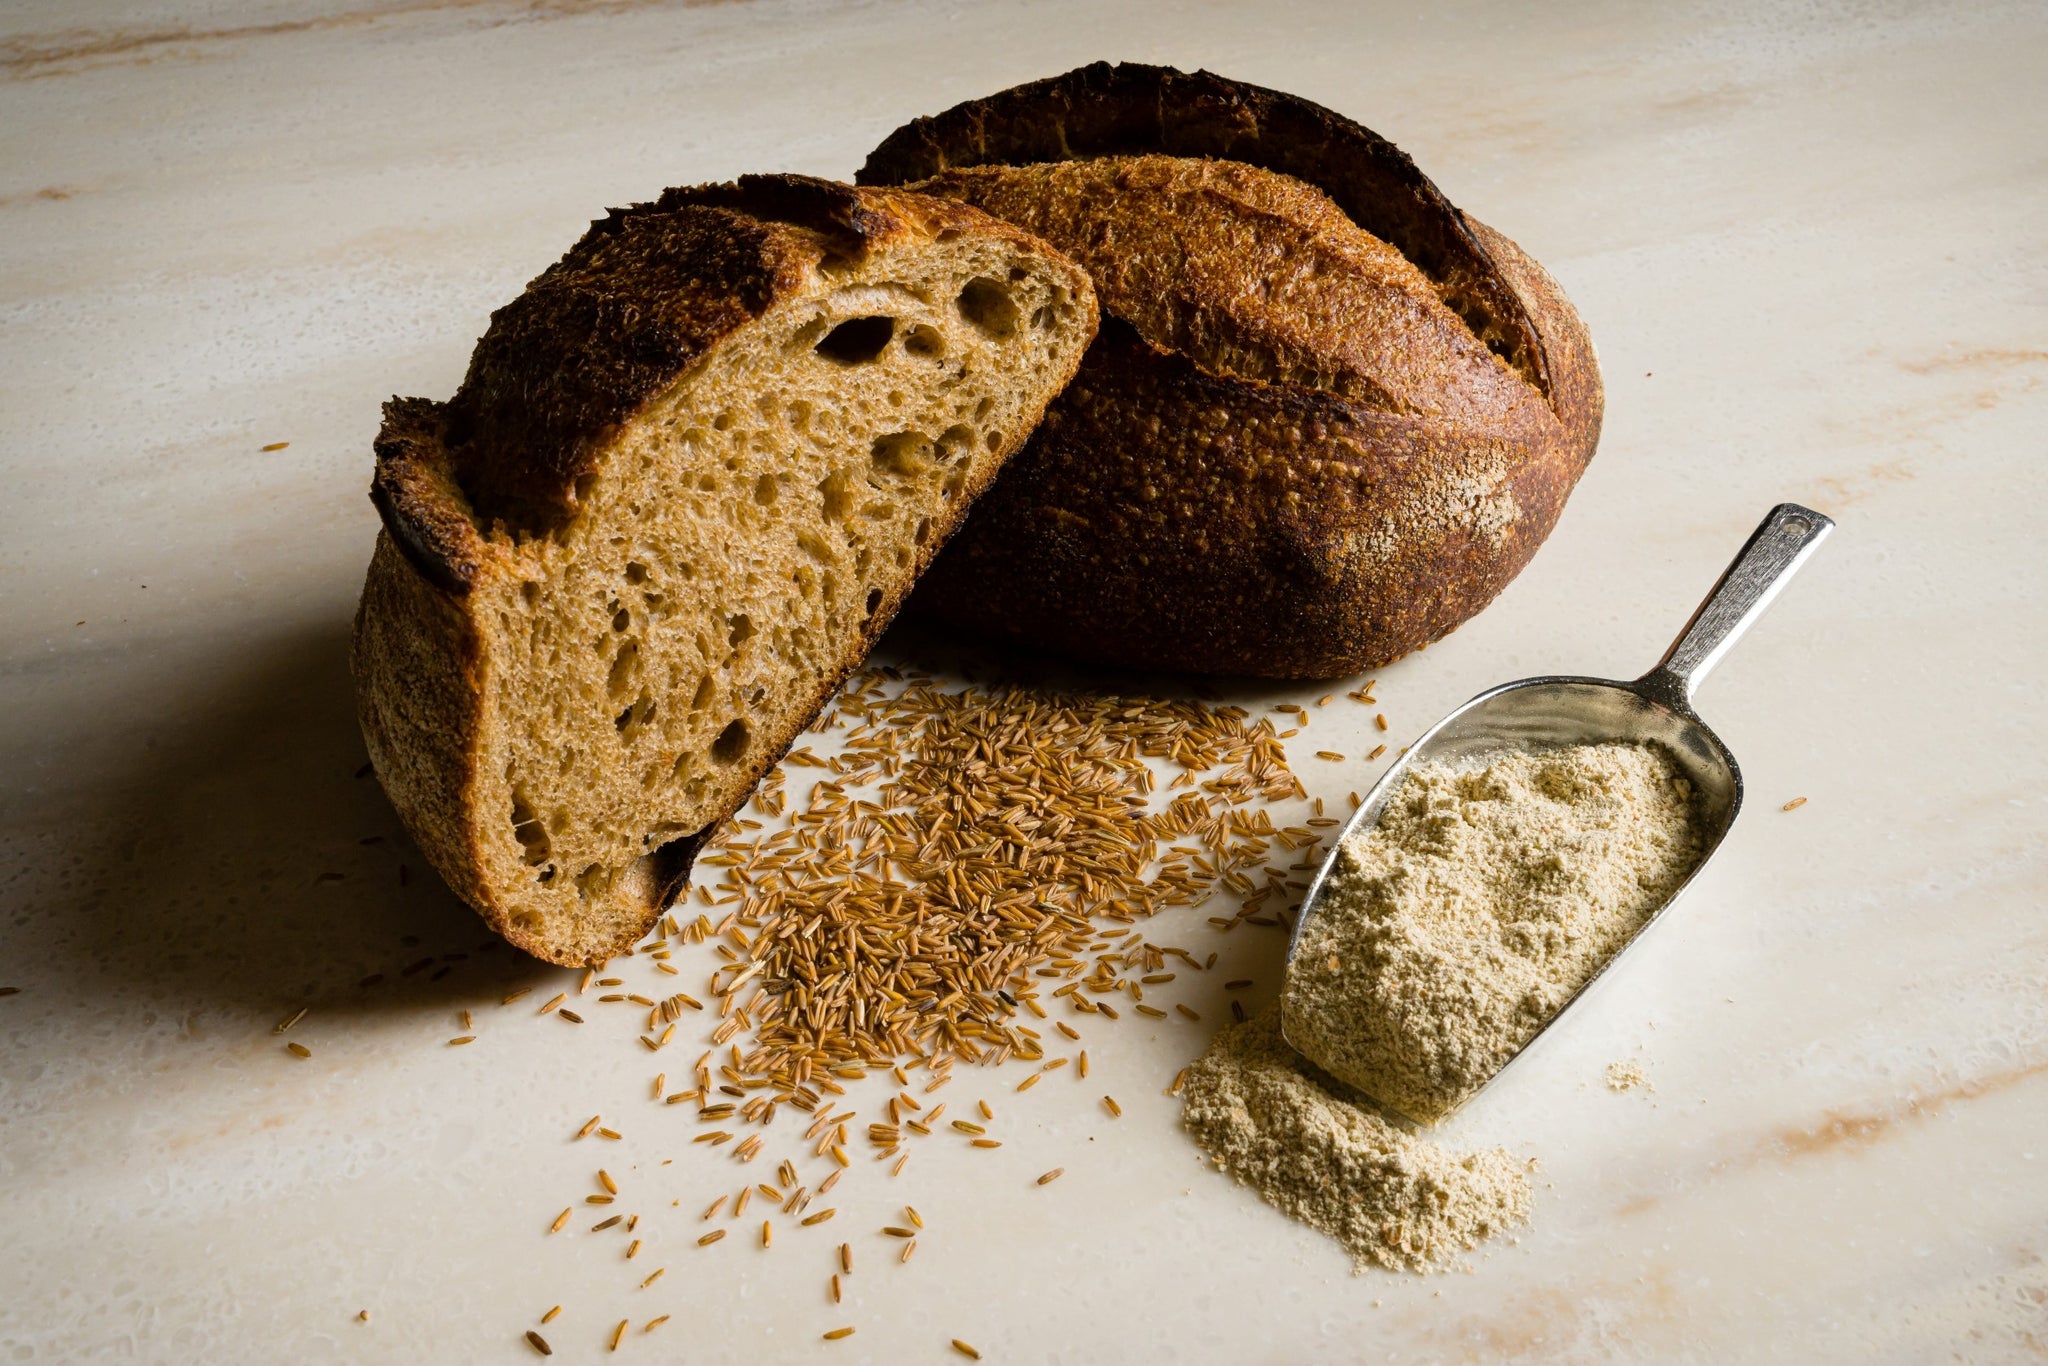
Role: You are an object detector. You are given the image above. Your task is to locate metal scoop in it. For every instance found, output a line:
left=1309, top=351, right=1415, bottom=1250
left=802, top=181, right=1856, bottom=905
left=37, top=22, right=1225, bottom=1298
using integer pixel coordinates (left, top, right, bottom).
left=1280, top=503, right=1835, bottom=1123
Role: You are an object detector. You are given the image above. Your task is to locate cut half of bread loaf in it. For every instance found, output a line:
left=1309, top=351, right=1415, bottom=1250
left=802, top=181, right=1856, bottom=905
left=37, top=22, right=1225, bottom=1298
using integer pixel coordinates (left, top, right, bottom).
left=352, top=176, right=1097, bottom=965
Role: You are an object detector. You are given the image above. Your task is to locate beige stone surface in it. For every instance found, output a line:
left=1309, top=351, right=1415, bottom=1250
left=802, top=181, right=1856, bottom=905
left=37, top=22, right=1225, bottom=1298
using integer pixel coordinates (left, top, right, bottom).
left=2, top=1, right=2043, bottom=1360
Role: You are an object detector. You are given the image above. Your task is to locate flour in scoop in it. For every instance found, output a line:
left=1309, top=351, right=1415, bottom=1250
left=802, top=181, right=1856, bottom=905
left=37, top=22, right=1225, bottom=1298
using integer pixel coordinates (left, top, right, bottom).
left=1180, top=1005, right=1531, bottom=1274
left=1282, top=740, right=1705, bottom=1123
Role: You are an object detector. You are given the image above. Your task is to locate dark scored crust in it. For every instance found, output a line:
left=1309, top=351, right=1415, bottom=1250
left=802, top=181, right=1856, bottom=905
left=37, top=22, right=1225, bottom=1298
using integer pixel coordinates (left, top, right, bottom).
left=861, top=61, right=1551, bottom=401
left=368, top=397, right=489, bottom=594
left=858, top=64, right=1604, bottom=678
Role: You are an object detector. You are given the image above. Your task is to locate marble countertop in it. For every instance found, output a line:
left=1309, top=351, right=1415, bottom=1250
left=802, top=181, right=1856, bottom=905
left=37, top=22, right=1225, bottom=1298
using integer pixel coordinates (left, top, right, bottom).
left=3, top=1, right=2044, bottom=1360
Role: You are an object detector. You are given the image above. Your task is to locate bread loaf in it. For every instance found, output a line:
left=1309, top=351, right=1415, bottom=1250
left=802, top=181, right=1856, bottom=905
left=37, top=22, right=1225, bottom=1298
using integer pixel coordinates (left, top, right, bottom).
left=859, top=64, right=1603, bottom=678
left=352, top=175, right=1096, bottom=965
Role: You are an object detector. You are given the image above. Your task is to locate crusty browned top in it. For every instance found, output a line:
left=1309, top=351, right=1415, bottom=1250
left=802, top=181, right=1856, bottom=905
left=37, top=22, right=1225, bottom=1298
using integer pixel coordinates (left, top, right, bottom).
left=919, top=156, right=1544, bottom=434
left=858, top=62, right=1551, bottom=407
left=404, top=175, right=1019, bottom=537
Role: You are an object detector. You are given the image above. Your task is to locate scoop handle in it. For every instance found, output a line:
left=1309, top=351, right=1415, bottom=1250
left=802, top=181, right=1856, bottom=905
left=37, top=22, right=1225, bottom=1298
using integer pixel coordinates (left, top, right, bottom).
left=1639, top=503, right=1835, bottom=704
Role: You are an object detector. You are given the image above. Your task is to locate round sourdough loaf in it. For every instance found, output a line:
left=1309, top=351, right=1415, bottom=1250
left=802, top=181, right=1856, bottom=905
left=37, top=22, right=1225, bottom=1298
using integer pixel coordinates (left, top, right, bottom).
left=859, top=63, right=1603, bottom=678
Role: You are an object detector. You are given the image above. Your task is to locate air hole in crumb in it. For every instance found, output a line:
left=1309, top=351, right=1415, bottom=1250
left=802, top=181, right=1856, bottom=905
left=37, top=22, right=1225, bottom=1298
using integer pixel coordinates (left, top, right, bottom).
left=937, top=424, right=974, bottom=463
left=572, top=472, right=598, bottom=503
left=871, top=430, right=932, bottom=475
left=575, top=863, right=611, bottom=899
left=815, top=315, right=895, bottom=364
left=727, top=614, right=754, bottom=647
left=521, top=581, right=541, bottom=606
left=974, top=396, right=995, bottom=421
left=957, top=277, right=1019, bottom=339
left=624, top=561, right=649, bottom=585
left=913, top=517, right=932, bottom=545
left=754, top=474, right=778, bottom=506
left=691, top=675, right=716, bottom=711
left=712, top=412, right=734, bottom=432
left=510, top=792, right=551, bottom=866
left=711, top=720, right=749, bottom=765
left=864, top=587, right=884, bottom=617
left=984, top=429, right=1004, bottom=452
left=904, top=324, right=944, bottom=358
left=606, top=641, right=639, bottom=698
left=611, top=607, right=630, bottom=632
left=819, top=471, right=855, bottom=522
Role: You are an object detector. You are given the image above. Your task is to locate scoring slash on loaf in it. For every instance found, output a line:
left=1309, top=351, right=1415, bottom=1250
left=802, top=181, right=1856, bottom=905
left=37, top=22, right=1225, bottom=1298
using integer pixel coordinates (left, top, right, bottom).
left=352, top=175, right=1097, bottom=965
left=860, top=63, right=1605, bottom=678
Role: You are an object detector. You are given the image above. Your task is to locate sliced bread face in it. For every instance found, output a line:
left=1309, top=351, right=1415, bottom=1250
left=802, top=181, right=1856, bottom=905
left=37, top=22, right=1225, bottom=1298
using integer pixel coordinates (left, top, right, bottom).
left=354, top=177, right=1097, bottom=966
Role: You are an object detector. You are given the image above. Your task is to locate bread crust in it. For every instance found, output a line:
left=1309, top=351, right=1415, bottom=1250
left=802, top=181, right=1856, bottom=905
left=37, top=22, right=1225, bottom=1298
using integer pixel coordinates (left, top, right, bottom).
left=859, top=64, right=1604, bottom=677
left=444, top=175, right=1046, bottom=534
left=352, top=175, right=1094, bottom=963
